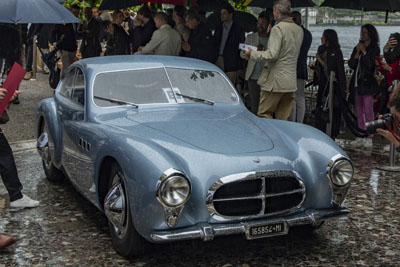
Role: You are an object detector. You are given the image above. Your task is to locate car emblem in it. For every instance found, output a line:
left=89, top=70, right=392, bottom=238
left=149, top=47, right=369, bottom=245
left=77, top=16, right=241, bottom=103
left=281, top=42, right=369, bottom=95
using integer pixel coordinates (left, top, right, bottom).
left=253, top=158, right=260, bottom=163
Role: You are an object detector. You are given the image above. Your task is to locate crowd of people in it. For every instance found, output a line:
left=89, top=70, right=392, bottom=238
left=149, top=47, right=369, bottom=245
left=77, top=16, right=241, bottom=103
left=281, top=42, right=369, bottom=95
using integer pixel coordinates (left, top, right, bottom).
left=2, top=0, right=400, bottom=249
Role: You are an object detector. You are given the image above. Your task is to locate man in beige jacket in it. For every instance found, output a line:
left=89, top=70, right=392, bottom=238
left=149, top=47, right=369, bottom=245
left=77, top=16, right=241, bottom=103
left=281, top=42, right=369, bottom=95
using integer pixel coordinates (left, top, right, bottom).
left=244, top=0, right=303, bottom=120
left=140, top=12, right=181, bottom=56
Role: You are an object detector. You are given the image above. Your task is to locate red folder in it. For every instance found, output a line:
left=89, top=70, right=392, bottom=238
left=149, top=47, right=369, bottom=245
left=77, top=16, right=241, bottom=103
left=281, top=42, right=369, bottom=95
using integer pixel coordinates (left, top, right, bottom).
left=0, top=62, right=26, bottom=116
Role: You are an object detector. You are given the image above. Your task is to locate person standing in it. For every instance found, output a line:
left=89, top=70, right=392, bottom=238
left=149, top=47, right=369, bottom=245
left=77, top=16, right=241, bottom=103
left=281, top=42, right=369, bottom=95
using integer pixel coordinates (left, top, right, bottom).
left=51, top=4, right=80, bottom=73
left=173, top=5, right=190, bottom=44
left=289, top=11, right=312, bottom=123
left=314, top=29, right=347, bottom=139
left=240, top=11, right=270, bottom=115
left=104, top=11, right=130, bottom=56
left=132, top=5, right=156, bottom=53
left=348, top=24, right=380, bottom=148
left=182, top=8, right=217, bottom=64
left=244, top=0, right=303, bottom=120
left=214, top=3, right=245, bottom=86
left=140, top=12, right=181, bottom=56
left=78, top=7, right=101, bottom=59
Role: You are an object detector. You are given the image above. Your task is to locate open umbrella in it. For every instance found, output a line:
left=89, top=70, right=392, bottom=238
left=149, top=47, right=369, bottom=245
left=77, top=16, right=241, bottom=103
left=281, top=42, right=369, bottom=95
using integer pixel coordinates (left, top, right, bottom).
left=320, top=0, right=400, bottom=12
left=137, top=0, right=186, bottom=4
left=246, top=0, right=316, bottom=8
left=99, top=0, right=142, bottom=10
left=0, top=0, right=80, bottom=24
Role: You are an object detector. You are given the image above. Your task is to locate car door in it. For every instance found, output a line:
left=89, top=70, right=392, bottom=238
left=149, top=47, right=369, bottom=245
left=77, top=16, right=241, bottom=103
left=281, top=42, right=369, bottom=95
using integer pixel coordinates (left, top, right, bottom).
left=56, top=67, right=85, bottom=184
left=70, top=69, right=97, bottom=202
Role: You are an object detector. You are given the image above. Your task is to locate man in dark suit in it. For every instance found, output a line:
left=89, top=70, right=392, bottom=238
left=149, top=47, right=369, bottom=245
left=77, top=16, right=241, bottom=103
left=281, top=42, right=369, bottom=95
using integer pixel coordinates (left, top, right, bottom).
left=289, top=11, right=312, bottom=123
left=78, top=7, right=101, bottom=58
left=214, top=3, right=245, bottom=87
left=182, top=8, right=217, bottom=64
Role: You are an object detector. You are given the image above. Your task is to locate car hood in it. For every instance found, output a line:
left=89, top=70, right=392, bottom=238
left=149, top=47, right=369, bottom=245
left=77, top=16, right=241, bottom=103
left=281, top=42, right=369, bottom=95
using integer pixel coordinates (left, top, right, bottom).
left=126, top=109, right=273, bottom=154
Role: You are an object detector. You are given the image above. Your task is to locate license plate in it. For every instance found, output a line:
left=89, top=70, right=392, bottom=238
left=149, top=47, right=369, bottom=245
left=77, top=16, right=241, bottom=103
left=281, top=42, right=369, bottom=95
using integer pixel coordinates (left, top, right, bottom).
left=246, top=222, right=288, bottom=240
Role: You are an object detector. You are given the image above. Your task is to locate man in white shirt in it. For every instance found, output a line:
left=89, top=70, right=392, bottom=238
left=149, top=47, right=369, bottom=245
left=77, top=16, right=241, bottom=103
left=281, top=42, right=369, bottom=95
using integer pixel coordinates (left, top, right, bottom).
left=140, top=12, right=181, bottom=56
left=240, top=11, right=270, bottom=115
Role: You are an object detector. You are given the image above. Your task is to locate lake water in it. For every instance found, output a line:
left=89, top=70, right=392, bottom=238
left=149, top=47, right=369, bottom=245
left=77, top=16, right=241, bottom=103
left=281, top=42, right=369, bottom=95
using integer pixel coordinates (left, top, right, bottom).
left=308, top=25, right=400, bottom=59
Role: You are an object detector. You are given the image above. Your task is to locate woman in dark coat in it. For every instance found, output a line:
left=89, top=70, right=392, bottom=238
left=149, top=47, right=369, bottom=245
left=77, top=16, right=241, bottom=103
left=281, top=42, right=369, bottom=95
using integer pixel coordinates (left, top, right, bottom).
left=348, top=24, right=380, bottom=148
left=315, top=29, right=347, bottom=139
left=105, top=11, right=130, bottom=56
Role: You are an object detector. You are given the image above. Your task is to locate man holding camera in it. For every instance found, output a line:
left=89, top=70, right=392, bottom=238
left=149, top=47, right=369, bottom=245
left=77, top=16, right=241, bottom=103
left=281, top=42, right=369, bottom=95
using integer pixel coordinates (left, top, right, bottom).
left=376, top=87, right=400, bottom=149
left=381, top=35, right=400, bottom=149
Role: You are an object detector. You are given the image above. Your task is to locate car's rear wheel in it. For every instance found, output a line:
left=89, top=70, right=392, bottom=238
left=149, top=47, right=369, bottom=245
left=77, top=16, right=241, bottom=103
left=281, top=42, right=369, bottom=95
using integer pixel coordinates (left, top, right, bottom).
left=104, top=163, right=145, bottom=258
left=39, top=120, right=64, bottom=183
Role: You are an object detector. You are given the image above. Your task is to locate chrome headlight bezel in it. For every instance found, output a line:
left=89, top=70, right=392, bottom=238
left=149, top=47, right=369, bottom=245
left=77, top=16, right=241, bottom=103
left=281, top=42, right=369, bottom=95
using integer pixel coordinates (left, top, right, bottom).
left=156, top=168, right=191, bottom=208
left=326, top=154, right=354, bottom=206
left=329, top=157, right=354, bottom=187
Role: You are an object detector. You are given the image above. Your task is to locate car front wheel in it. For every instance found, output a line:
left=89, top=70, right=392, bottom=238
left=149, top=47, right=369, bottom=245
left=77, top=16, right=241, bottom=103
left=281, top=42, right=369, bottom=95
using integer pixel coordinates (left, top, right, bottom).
left=39, top=120, right=64, bottom=183
left=104, top=163, right=145, bottom=258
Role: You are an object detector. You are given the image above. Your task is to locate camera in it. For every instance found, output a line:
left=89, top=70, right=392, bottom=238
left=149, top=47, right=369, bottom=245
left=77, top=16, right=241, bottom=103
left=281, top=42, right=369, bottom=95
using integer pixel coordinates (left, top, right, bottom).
left=390, top=32, right=400, bottom=43
left=365, top=113, right=394, bottom=135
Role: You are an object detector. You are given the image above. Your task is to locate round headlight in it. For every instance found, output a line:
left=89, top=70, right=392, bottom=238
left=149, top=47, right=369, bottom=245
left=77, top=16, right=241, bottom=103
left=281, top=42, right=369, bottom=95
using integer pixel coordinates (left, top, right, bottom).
left=160, top=176, right=191, bottom=207
left=330, top=159, right=354, bottom=186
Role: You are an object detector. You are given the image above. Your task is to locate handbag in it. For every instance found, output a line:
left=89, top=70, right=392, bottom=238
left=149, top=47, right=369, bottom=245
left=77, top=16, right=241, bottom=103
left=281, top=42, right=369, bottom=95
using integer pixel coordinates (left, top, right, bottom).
left=0, top=110, right=9, bottom=124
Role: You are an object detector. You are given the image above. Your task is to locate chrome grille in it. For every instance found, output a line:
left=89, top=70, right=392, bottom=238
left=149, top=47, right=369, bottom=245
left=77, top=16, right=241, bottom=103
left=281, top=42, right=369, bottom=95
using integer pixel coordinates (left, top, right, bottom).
left=206, top=171, right=306, bottom=220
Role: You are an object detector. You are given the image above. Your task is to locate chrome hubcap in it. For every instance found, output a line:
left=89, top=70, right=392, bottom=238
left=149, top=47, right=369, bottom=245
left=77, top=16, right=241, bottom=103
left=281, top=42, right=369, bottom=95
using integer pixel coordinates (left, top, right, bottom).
left=37, top=131, right=51, bottom=169
left=104, top=172, right=128, bottom=239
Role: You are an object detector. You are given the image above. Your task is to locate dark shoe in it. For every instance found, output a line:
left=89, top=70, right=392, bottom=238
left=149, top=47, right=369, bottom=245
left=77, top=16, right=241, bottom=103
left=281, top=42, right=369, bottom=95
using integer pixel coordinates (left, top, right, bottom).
left=0, top=234, right=15, bottom=248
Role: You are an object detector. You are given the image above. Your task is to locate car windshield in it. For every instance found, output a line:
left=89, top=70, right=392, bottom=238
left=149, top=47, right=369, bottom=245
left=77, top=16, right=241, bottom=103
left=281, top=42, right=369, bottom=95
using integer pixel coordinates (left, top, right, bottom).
left=93, top=67, right=239, bottom=107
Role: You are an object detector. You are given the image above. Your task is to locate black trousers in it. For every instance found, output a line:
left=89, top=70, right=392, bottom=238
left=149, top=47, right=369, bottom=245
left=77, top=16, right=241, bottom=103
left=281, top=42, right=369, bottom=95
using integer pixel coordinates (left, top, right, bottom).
left=0, top=129, right=23, bottom=201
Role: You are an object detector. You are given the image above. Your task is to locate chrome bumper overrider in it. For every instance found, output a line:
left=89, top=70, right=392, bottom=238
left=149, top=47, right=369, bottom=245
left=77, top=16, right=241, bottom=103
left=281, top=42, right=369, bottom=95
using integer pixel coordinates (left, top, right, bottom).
left=150, top=208, right=350, bottom=242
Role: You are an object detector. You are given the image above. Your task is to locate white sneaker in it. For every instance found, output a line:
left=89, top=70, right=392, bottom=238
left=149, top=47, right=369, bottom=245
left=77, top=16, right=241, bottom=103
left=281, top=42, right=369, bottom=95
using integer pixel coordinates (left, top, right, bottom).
left=363, top=138, right=373, bottom=149
left=10, top=194, right=40, bottom=208
left=349, top=137, right=364, bottom=147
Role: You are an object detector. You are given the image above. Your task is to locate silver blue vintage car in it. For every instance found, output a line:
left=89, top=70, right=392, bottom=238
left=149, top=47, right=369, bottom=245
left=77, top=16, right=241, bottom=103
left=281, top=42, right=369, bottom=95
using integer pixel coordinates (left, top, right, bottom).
left=36, top=55, right=354, bottom=258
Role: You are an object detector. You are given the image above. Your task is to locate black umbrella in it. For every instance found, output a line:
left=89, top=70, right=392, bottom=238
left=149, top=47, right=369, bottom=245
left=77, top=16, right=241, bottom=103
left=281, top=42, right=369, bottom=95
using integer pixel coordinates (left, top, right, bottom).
left=0, top=0, right=80, bottom=24
left=196, top=0, right=227, bottom=13
left=205, top=10, right=258, bottom=33
left=99, top=0, right=142, bottom=10
left=320, top=0, right=400, bottom=12
left=246, top=0, right=316, bottom=8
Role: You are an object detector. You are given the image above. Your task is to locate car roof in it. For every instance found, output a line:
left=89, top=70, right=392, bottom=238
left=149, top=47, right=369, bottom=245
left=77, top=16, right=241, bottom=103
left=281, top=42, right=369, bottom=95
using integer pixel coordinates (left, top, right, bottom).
left=74, top=55, right=221, bottom=75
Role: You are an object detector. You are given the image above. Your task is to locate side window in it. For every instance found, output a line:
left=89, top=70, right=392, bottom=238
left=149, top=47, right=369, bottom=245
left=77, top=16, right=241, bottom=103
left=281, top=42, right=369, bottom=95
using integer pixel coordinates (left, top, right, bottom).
left=59, top=68, right=75, bottom=98
left=71, top=68, right=85, bottom=106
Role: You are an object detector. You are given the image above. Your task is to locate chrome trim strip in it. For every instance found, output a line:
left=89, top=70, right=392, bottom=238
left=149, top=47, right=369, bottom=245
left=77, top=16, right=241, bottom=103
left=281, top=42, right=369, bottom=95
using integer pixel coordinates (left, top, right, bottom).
left=206, top=170, right=306, bottom=222
left=150, top=208, right=350, bottom=242
left=266, top=188, right=306, bottom=198
left=213, top=195, right=265, bottom=202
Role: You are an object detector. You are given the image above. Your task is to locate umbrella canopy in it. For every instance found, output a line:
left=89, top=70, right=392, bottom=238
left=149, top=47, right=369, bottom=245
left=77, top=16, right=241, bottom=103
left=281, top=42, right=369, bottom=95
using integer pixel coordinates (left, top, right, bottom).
left=246, top=0, right=316, bottom=8
left=137, top=0, right=186, bottom=4
left=0, top=0, right=80, bottom=24
left=320, top=0, right=400, bottom=12
left=99, top=0, right=142, bottom=10
left=196, top=0, right=227, bottom=12
left=205, top=10, right=257, bottom=33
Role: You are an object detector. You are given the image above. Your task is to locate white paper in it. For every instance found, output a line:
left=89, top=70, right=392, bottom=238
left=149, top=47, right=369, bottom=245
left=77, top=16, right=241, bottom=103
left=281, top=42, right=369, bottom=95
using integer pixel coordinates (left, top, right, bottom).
left=239, top=43, right=257, bottom=51
left=162, top=88, right=185, bottom=103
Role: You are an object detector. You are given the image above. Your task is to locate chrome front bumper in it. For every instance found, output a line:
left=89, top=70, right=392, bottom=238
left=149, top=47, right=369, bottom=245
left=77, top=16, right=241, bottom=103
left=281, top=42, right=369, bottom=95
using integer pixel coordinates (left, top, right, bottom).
left=150, top=207, right=350, bottom=242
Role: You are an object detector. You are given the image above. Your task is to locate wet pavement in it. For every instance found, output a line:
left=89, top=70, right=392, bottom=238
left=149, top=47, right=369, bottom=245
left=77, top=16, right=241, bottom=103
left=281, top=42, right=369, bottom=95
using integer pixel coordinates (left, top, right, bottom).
left=1, top=139, right=400, bottom=266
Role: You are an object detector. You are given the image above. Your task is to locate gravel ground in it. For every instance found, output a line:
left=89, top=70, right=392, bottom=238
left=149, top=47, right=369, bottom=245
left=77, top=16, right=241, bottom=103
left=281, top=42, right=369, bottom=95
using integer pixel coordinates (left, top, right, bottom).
left=2, top=72, right=54, bottom=142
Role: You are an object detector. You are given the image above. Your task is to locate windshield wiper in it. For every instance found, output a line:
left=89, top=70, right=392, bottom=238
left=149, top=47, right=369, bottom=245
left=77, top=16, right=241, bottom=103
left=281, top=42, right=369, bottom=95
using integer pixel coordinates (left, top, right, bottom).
left=175, top=93, right=214, bottom=105
left=94, top=96, right=139, bottom=108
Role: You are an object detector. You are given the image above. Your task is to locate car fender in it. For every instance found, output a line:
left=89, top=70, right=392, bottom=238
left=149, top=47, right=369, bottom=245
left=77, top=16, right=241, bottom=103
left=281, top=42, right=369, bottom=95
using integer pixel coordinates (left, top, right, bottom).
left=93, top=132, right=187, bottom=238
left=36, top=98, right=63, bottom=168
